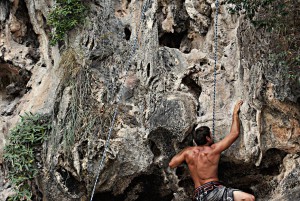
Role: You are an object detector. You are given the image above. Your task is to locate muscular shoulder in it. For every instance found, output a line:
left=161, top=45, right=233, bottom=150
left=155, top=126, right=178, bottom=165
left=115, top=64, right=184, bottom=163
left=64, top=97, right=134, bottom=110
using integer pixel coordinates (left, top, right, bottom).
left=184, top=147, right=200, bottom=161
left=210, top=144, right=221, bottom=154
left=183, top=146, right=196, bottom=153
left=179, top=147, right=193, bottom=155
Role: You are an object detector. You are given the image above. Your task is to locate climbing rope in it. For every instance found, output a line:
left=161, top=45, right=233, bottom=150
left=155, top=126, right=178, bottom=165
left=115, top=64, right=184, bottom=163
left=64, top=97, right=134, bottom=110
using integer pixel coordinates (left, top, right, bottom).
left=89, top=1, right=150, bottom=200
left=212, top=0, right=220, bottom=140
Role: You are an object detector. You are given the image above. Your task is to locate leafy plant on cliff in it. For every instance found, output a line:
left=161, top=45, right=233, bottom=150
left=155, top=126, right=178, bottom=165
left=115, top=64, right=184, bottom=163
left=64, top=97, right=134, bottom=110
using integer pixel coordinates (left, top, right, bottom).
left=46, top=49, right=115, bottom=192
left=4, top=113, right=51, bottom=201
left=48, top=0, right=87, bottom=45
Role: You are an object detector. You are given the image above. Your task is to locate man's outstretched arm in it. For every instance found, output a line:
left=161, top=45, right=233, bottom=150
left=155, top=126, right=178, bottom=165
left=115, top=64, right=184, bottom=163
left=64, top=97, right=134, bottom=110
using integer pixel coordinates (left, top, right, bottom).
left=169, top=148, right=187, bottom=168
left=229, top=101, right=242, bottom=136
left=212, top=100, right=243, bottom=153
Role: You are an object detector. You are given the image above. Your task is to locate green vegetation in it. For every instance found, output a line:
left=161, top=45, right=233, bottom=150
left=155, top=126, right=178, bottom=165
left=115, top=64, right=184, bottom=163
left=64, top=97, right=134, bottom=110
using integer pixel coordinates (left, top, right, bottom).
left=51, top=48, right=113, bottom=161
left=4, top=113, right=51, bottom=201
left=48, top=0, right=87, bottom=45
left=225, top=0, right=288, bottom=28
left=59, top=49, right=83, bottom=154
left=225, top=0, right=300, bottom=80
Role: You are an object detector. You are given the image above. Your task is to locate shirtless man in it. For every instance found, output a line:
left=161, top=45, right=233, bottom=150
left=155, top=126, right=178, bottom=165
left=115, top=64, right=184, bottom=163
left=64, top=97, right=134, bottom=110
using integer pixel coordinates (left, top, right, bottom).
left=169, top=100, right=255, bottom=201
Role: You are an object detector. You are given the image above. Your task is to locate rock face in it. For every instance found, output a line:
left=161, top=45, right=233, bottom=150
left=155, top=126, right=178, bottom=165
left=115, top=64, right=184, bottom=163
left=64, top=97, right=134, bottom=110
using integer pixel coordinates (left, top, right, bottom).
left=0, top=0, right=299, bottom=200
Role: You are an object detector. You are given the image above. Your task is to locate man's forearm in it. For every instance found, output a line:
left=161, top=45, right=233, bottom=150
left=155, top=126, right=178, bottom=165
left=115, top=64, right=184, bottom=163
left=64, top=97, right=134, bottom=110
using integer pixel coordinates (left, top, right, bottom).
left=230, top=113, right=240, bottom=136
left=169, top=148, right=186, bottom=168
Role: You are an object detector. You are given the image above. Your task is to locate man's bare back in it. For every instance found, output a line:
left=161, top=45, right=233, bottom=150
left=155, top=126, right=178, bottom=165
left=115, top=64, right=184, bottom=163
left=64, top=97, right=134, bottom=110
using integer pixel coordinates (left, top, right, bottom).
left=184, top=145, right=220, bottom=188
left=169, top=100, right=255, bottom=201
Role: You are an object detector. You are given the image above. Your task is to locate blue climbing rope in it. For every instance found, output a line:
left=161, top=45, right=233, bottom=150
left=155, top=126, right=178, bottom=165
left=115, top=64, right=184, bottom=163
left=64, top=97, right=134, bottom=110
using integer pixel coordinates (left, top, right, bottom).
left=89, top=1, right=150, bottom=200
left=212, top=0, right=219, bottom=140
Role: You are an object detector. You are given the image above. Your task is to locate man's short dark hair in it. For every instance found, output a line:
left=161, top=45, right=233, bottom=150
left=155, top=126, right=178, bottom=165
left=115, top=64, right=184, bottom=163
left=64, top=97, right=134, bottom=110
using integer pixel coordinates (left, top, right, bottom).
left=193, top=126, right=210, bottom=145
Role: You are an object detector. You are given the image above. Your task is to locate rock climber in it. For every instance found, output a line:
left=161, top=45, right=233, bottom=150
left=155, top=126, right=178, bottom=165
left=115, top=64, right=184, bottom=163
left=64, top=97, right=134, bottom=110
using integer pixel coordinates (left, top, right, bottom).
left=169, top=100, right=255, bottom=201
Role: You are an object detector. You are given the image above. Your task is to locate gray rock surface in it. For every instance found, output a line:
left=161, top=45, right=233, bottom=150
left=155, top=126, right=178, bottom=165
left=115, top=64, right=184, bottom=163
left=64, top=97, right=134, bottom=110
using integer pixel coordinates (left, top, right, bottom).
left=0, top=0, right=299, bottom=200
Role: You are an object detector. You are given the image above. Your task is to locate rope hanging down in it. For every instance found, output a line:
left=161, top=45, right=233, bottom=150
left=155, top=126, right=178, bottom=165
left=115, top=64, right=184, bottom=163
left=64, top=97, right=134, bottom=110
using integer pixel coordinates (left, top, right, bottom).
left=212, top=0, right=220, bottom=140
left=89, top=1, right=150, bottom=200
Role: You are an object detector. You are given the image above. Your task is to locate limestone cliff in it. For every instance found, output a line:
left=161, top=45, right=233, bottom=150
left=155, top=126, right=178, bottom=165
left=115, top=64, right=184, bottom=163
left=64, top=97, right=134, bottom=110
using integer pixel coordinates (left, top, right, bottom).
left=0, top=0, right=299, bottom=200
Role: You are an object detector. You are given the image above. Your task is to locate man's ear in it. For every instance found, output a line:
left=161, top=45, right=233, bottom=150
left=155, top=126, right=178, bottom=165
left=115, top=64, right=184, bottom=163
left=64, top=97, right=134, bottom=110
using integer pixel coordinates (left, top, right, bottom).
left=206, top=136, right=212, bottom=143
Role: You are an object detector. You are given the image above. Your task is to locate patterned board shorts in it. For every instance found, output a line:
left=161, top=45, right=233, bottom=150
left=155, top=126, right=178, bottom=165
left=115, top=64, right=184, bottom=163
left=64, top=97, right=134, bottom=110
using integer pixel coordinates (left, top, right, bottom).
left=193, top=181, right=240, bottom=201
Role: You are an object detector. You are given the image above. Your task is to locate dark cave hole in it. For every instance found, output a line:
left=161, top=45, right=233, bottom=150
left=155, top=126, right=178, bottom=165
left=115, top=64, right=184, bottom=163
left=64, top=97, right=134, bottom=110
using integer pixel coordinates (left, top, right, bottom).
left=182, top=75, right=202, bottom=97
left=123, top=0, right=132, bottom=9
left=178, top=177, right=194, bottom=198
left=196, top=105, right=201, bottom=115
left=260, top=148, right=287, bottom=176
left=127, top=0, right=132, bottom=7
left=0, top=73, right=11, bottom=91
left=175, top=166, right=185, bottom=178
left=219, top=148, right=287, bottom=199
left=199, top=61, right=206, bottom=66
left=93, top=174, right=174, bottom=201
left=15, top=0, right=39, bottom=48
left=149, top=139, right=161, bottom=157
left=57, top=168, right=85, bottom=196
left=174, top=160, right=194, bottom=198
left=0, top=61, right=31, bottom=97
left=159, top=32, right=186, bottom=49
left=146, top=63, right=150, bottom=77
left=219, top=160, right=259, bottom=195
left=124, top=27, right=131, bottom=40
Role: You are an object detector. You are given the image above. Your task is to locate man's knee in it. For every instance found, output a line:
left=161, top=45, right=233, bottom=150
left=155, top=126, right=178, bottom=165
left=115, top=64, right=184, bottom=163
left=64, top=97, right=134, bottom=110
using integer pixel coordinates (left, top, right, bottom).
left=247, top=194, right=255, bottom=201
left=233, top=191, right=255, bottom=201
